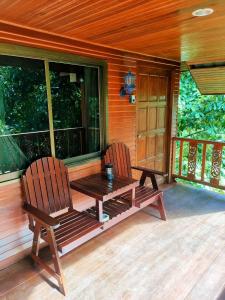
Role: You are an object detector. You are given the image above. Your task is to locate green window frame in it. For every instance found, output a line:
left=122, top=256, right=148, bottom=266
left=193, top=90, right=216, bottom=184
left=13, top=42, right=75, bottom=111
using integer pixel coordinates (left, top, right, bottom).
left=0, top=43, right=108, bottom=183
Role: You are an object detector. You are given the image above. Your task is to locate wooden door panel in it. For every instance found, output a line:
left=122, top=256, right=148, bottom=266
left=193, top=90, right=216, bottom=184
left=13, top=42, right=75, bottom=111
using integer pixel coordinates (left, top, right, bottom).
left=147, top=136, right=156, bottom=158
left=158, top=77, right=168, bottom=101
left=157, top=107, right=166, bottom=129
left=148, top=107, right=157, bottom=130
left=138, top=108, right=147, bottom=132
left=137, top=137, right=146, bottom=162
left=139, top=74, right=148, bottom=101
left=156, top=134, right=164, bottom=155
left=137, top=68, right=169, bottom=173
left=149, top=76, right=158, bottom=102
left=155, top=158, right=164, bottom=171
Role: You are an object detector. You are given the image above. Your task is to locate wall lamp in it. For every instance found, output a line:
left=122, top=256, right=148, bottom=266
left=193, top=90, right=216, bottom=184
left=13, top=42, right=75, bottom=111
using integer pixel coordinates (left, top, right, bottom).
left=120, top=71, right=136, bottom=104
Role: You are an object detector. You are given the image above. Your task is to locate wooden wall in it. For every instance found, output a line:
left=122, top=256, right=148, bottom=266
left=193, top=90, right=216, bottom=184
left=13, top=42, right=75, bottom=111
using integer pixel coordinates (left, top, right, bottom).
left=0, top=26, right=180, bottom=269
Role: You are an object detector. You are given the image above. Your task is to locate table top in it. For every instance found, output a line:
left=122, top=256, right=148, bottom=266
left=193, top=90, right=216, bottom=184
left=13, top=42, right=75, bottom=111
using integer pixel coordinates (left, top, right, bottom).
left=70, top=173, right=139, bottom=202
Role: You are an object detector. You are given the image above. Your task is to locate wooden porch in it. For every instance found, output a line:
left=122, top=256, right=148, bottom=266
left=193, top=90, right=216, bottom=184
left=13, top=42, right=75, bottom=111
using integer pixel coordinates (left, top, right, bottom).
left=1, top=182, right=225, bottom=300
left=1, top=1, right=225, bottom=298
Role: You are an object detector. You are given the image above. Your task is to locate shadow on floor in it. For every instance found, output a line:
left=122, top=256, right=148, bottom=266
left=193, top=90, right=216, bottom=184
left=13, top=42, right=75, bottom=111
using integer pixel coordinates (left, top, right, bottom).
left=1, top=182, right=225, bottom=298
left=162, top=183, right=225, bottom=219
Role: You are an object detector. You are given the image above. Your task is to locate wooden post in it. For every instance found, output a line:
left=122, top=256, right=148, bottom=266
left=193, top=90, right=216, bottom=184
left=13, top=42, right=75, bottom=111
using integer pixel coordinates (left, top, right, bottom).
left=210, top=144, right=223, bottom=187
left=178, top=140, right=183, bottom=176
left=201, top=143, right=207, bottom=182
left=187, top=141, right=198, bottom=180
left=96, top=200, right=103, bottom=222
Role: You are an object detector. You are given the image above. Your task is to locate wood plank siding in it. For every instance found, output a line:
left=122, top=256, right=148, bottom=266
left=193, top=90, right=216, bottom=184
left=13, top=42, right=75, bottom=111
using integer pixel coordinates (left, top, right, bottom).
left=0, top=26, right=179, bottom=269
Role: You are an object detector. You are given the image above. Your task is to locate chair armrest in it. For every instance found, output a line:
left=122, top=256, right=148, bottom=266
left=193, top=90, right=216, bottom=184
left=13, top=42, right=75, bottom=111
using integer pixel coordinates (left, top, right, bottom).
left=132, top=166, right=168, bottom=177
left=23, top=203, right=60, bottom=229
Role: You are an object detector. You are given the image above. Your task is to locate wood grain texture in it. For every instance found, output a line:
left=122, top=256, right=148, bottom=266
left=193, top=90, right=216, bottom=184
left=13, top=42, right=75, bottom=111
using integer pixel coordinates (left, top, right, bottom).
left=0, top=25, right=178, bottom=269
left=103, top=142, right=167, bottom=219
left=1, top=184, right=225, bottom=299
left=190, top=67, right=225, bottom=94
left=172, top=137, right=225, bottom=190
left=0, top=1, right=225, bottom=62
left=23, top=157, right=73, bottom=214
left=70, top=173, right=138, bottom=202
left=137, top=66, right=169, bottom=173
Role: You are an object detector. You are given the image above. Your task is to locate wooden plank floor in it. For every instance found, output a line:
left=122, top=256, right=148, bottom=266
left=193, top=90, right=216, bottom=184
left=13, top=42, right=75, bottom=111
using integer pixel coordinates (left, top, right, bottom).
left=1, top=183, right=225, bottom=300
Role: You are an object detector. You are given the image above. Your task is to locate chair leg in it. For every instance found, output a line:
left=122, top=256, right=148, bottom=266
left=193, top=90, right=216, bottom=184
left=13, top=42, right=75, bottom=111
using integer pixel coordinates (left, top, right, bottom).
left=30, top=223, right=66, bottom=295
left=32, top=223, right=41, bottom=256
left=47, top=227, right=66, bottom=295
left=157, top=194, right=167, bottom=221
left=149, top=194, right=167, bottom=221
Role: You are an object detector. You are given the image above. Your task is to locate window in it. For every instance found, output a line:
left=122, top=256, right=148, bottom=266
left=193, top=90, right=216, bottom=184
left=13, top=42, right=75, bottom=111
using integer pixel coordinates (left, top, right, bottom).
left=0, top=53, right=105, bottom=181
left=49, top=62, right=100, bottom=159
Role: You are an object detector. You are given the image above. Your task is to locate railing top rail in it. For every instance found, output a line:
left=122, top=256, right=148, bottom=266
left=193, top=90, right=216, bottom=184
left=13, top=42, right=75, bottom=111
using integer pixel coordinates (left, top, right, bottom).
left=0, top=127, right=85, bottom=138
left=173, top=136, right=225, bottom=146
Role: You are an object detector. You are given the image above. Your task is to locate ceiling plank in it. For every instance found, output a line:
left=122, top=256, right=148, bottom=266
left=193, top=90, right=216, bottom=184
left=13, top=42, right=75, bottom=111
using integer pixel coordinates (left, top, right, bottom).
left=0, top=0, right=225, bottom=63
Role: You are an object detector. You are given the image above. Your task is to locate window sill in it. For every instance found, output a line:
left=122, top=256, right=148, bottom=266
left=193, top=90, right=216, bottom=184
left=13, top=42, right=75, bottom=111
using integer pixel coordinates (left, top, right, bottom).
left=0, top=154, right=102, bottom=187
left=66, top=155, right=101, bottom=170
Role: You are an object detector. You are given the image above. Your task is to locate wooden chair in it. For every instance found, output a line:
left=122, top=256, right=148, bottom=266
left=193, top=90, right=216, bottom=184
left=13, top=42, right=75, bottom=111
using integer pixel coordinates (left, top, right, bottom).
left=22, top=157, right=102, bottom=295
left=104, top=142, right=167, bottom=220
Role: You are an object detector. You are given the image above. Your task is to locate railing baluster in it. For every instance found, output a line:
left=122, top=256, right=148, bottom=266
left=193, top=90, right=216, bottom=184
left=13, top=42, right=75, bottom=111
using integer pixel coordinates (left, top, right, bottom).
left=171, top=137, right=225, bottom=191
left=201, top=143, right=206, bottom=182
left=210, top=143, right=223, bottom=187
left=187, top=141, right=198, bottom=180
left=178, top=140, right=183, bottom=176
left=172, top=139, right=176, bottom=175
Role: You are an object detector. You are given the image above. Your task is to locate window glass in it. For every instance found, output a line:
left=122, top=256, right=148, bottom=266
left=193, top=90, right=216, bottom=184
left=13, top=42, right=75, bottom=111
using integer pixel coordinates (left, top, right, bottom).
left=0, top=56, right=50, bottom=175
left=85, top=67, right=100, bottom=153
left=0, top=53, right=103, bottom=180
left=49, top=62, right=100, bottom=159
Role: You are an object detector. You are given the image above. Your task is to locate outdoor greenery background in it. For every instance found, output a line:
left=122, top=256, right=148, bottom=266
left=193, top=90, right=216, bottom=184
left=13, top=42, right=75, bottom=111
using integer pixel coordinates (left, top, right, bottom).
left=176, top=71, right=225, bottom=191
left=178, top=71, right=225, bottom=140
left=0, top=59, right=100, bottom=174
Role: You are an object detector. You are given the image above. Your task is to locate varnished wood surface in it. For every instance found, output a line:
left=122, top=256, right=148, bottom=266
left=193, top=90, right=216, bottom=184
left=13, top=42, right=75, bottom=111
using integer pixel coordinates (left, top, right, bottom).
left=190, top=67, right=225, bottom=94
left=23, top=157, right=73, bottom=215
left=172, top=137, right=225, bottom=190
left=104, top=142, right=132, bottom=178
left=0, top=159, right=101, bottom=270
left=0, top=25, right=179, bottom=269
left=1, top=183, right=225, bottom=299
left=0, top=1, right=225, bottom=62
left=137, top=66, right=170, bottom=173
left=70, top=173, right=138, bottom=201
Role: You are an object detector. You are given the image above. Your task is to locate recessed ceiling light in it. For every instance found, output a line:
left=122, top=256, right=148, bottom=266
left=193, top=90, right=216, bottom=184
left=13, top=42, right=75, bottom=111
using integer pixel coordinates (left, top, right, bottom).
left=192, top=8, right=214, bottom=17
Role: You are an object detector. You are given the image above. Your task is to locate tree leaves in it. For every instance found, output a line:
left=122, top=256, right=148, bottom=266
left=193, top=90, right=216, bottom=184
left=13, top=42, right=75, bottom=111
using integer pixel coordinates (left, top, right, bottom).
left=178, top=71, right=225, bottom=141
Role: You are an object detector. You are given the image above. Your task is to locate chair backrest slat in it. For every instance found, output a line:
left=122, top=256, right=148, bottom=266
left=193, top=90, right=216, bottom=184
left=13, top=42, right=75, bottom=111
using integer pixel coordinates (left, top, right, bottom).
left=22, top=157, right=72, bottom=214
left=48, top=158, right=61, bottom=211
left=36, top=159, right=51, bottom=213
left=104, top=143, right=132, bottom=178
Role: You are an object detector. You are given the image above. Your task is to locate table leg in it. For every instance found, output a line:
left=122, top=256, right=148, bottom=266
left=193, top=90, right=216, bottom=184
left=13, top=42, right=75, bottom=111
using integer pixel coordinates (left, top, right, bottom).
left=96, top=200, right=103, bottom=222
left=131, top=187, right=136, bottom=207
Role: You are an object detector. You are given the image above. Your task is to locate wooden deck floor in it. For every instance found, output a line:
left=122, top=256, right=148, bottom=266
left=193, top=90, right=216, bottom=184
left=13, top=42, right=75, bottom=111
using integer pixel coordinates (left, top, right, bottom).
left=1, top=183, right=225, bottom=300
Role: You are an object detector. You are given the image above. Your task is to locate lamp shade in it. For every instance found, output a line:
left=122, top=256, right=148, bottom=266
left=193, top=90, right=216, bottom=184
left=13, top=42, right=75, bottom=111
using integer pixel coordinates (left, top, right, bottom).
left=124, top=71, right=135, bottom=95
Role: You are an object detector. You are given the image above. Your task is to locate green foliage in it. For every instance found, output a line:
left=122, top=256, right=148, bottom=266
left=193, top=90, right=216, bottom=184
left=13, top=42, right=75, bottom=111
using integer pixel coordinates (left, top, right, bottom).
left=178, top=71, right=225, bottom=141
left=177, top=71, right=225, bottom=193
left=0, top=59, right=101, bottom=174
left=50, top=71, right=82, bottom=129
left=0, top=65, right=48, bottom=134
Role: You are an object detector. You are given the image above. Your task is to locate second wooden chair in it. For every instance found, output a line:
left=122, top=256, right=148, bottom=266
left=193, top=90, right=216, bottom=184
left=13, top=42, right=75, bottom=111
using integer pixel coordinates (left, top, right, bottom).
left=103, top=142, right=167, bottom=220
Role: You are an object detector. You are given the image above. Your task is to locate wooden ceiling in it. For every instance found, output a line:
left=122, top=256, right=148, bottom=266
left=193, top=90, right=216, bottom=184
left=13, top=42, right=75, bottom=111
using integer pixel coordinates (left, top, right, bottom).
left=0, top=0, right=225, bottom=63
left=190, top=67, right=225, bottom=94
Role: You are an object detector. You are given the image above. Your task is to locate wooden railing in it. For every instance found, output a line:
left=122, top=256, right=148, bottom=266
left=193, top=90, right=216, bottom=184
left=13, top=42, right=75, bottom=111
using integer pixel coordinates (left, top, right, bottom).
left=172, top=137, right=225, bottom=190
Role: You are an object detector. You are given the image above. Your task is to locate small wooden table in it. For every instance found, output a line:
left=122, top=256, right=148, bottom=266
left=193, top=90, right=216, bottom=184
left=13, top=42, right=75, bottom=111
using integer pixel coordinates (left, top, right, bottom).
left=70, top=173, right=139, bottom=222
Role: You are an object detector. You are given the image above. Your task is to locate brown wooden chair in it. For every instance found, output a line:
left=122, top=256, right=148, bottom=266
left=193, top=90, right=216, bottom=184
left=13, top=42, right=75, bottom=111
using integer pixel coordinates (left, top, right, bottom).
left=104, top=142, right=167, bottom=220
left=22, top=157, right=102, bottom=295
